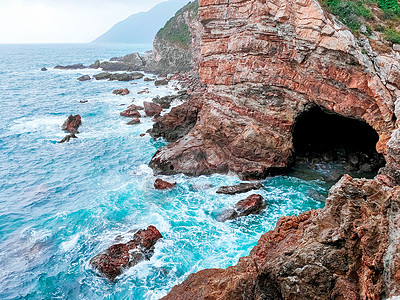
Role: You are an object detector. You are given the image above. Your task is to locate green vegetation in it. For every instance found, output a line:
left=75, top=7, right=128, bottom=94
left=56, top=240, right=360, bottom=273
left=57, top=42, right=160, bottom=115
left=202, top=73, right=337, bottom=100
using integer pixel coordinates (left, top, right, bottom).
left=156, top=0, right=199, bottom=48
left=319, top=0, right=400, bottom=44
left=384, top=28, right=400, bottom=43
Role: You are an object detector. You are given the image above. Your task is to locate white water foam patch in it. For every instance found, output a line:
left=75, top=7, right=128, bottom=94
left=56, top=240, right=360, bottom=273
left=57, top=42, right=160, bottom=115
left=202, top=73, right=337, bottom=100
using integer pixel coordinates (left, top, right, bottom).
left=9, top=116, right=66, bottom=136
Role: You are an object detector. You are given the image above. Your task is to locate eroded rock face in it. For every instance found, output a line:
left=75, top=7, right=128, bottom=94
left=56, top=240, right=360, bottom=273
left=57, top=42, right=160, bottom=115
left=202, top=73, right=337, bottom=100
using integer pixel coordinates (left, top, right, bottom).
left=90, top=225, right=162, bottom=281
left=164, top=175, right=400, bottom=298
left=150, top=0, right=400, bottom=180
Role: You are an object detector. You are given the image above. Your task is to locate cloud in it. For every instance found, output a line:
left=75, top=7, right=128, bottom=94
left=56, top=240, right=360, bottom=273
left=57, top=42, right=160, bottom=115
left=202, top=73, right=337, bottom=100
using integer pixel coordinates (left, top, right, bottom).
left=0, top=0, right=167, bottom=43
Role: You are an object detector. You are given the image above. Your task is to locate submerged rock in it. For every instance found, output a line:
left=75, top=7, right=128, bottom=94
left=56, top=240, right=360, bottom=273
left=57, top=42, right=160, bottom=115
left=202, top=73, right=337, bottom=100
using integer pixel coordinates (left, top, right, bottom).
left=144, top=102, right=162, bottom=117
left=217, top=194, right=266, bottom=222
left=154, top=178, right=176, bottom=190
left=61, top=114, right=81, bottom=134
left=54, top=64, right=86, bottom=70
left=77, top=75, right=91, bottom=82
left=113, top=89, right=130, bottom=96
left=216, top=182, right=264, bottom=195
left=41, top=67, right=47, bottom=71
left=90, top=225, right=162, bottom=281
left=59, top=133, right=78, bottom=143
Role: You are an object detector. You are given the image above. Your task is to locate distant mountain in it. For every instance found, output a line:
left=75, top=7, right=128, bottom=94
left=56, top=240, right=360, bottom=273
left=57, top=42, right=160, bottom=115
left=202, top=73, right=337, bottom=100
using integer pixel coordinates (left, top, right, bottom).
left=92, top=0, right=191, bottom=44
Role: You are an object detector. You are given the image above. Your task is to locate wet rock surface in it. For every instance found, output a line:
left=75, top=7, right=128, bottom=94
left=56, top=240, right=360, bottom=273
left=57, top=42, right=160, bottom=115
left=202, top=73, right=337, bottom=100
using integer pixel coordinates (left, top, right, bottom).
left=217, top=194, right=266, bottom=222
left=164, top=176, right=400, bottom=299
left=90, top=225, right=162, bottom=281
left=113, top=89, right=130, bottom=96
left=54, top=64, right=86, bottom=70
left=154, top=178, right=176, bottom=190
left=152, top=91, right=190, bottom=109
left=144, top=102, right=162, bottom=117
left=216, top=182, right=264, bottom=195
left=77, top=75, right=91, bottom=82
left=126, top=118, right=140, bottom=125
left=61, top=114, right=81, bottom=134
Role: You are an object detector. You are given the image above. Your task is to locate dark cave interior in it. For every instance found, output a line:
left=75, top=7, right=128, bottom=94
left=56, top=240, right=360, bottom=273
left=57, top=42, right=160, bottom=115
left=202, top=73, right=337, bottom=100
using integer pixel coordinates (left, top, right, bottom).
left=290, top=105, right=386, bottom=184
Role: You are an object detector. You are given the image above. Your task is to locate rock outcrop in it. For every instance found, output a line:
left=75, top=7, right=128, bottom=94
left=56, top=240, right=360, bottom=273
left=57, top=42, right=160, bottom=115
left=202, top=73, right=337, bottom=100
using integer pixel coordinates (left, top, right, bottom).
left=217, top=194, right=266, bottom=222
left=145, top=1, right=202, bottom=74
left=150, top=0, right=400, bottom=181
left=90, top=226, right=162, bottom=281
left=144, top=102, right=162, bottom=117
left=164, top=175, right=400, bottom=298
left=61, top=114, right=81, bottom=134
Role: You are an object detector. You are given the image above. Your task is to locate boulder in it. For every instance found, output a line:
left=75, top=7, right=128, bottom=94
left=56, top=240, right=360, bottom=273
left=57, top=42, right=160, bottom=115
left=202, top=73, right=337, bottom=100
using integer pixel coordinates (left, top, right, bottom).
left=127, top=104, right=144, bottom=111
left=108, top=72, right=144, bottom=81
left=90, top=225, right=162, bottom=281
left=144, top=102, right=162, bottom=117
left=217, top=194, right=266, bottom=222
left=41, top=67, right=47, bottom=71
left=127, top=118, right=140, bottom=125
left=120, top=109, right=141, bottom=118
left=216, top=182, right=264, bottom=195
left=154, top=78, right=169, bottom=86
left=77, top=75, right=91, bottom=82
left=144, top=77, right=155, bottom=82
left=113, top=88, right=130, bottom=96
left=61, top=114, right=81, bottom=134
left=154, top=178, right=176, bottom=190
left=94, top=72, right=112, bottom=80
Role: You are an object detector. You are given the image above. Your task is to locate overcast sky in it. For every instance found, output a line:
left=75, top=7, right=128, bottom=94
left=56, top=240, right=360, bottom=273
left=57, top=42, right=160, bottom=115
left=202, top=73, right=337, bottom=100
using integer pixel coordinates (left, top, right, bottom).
left=0, top=0, right=167, bottom=43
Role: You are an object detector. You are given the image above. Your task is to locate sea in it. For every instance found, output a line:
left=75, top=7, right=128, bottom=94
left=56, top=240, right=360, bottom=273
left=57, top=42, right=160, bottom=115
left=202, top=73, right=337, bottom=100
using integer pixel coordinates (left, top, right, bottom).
left=0, top=44, right=327, bottom=299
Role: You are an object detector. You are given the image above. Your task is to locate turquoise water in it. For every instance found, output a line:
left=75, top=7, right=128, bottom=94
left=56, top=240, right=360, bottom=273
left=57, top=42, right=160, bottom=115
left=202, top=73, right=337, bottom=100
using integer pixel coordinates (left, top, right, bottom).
left=0, top=44, right=326, bottom=299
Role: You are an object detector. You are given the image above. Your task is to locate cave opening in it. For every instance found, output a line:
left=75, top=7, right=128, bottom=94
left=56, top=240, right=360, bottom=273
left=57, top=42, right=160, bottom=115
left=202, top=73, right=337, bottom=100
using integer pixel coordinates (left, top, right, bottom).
left=290, top=105, right=386, bottom=183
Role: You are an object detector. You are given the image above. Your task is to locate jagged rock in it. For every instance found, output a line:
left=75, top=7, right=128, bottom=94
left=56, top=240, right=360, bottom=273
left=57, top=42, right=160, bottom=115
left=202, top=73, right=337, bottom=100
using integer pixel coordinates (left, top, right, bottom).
left=54, top=64, right=86, bottom=70
left=216, top=182, right=264, bottom=195
left=148, top=95, right=203, bottom=143
left=61, top=114, right=81, bottom=134
left=144, top=102, right=162, bottom=117
left=164, top=176, right=400, bottom=298
left=89, top=60, right=100, bottom=69
left=152, top=92, right=190, bottom=109
left=126, top=118, right=140, bottom=125
left=217, top=194, right=266, bottom=222
left=77, top=75, right=91, bottom=82
left=59, top=133, right=78, bottom=144
left=127, top=104, right=144, bottom=111
left=90, top=225, right=162, bottom=281
left=120, top=108, right=140, bottom=118
left=113, top=89, right=130, bottom=96
left=154, top=78, right=169, bottom=86
left=154, top=178, right=176, bottom=190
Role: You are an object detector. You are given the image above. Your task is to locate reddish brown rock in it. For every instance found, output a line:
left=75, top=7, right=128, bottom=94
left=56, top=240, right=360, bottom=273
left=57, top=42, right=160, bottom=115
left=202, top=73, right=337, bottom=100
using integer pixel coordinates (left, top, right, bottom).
left=164, top=176, right=400, bottom=299
left=127, top=104, right=144, bottom=111
left=113, top=88, right=130, bottom=95
left=149, top=0, right=400, bottom=180
left=61, top=114, right=81, bottom=134
left=144, top=101, right=162, bottom=117
left=90, top=225, right=162, bottom=281
left=126, top=118, right=140, bottom=125
left=137, top=90, right=150, bottom=94
left=120, top=109, right=141, bottom=118
left=216, top=182, right=264, bottom=195
left=154, top=78, right=169, bottom=86
left=154, top=178, right=176, bottom=190
left=217, top=194, right=266, bottom=222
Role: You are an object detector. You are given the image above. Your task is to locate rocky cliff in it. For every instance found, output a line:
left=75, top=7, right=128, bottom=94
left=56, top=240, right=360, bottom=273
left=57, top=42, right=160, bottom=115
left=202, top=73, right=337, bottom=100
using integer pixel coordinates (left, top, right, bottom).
left=150, top=0, right=400, bottom=181
left=149, top=0, right=400, bottom=298
left=145, top=1, right=202, bottom=74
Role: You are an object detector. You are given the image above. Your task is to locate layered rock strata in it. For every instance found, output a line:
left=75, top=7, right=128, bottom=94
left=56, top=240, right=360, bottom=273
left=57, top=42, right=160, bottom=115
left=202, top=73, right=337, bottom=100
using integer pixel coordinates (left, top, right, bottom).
left=150, top=0, right=400, bottom=180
